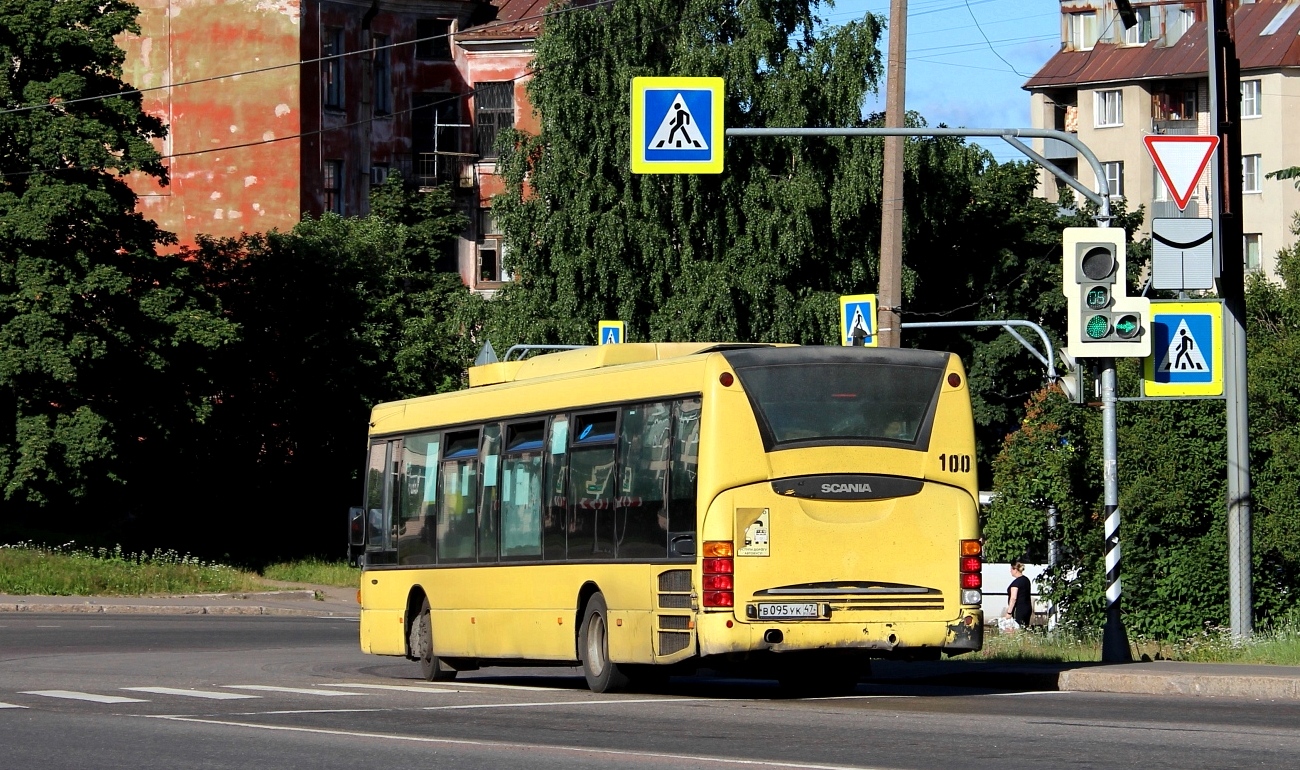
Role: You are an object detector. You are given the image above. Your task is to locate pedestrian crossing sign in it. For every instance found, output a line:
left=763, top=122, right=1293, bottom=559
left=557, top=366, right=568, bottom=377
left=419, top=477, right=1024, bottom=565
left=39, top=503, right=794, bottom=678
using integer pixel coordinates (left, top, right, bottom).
left=1142, top=300, right=1224, bottom=397
left=839, top=294, right=878, bottom=347
left=598, top=320, right=625, bottom=345
left=630, top=77, right=724, bottom=174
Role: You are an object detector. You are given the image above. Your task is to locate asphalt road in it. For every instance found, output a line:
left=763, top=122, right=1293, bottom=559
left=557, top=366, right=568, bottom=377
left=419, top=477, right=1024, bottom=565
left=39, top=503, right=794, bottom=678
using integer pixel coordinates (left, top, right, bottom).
left=2, top=614, right=1298, bottom=769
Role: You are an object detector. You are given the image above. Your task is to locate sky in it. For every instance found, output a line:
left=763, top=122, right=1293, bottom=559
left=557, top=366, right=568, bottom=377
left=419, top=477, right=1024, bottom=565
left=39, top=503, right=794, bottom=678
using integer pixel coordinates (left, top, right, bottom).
left=823, top=0, right=1063, bottom=162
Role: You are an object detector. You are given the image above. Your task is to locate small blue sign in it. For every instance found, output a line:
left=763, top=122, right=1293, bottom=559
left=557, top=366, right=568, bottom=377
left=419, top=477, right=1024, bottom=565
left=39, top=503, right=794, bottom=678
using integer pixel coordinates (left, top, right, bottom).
left=643, top=89, right=714, bottom=163
left=839, top=294, right=877, bottom=347
left=1151, top=313, right=1213, bottom=384
left=598, top=320, right=624, bottom=345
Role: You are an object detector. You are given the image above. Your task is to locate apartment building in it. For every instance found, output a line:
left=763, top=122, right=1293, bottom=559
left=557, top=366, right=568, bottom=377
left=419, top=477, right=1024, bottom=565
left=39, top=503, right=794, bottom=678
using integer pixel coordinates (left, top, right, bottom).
left=1024, top=0, right=1300, bottom=278
left=120, top=0, right=543, bottom=292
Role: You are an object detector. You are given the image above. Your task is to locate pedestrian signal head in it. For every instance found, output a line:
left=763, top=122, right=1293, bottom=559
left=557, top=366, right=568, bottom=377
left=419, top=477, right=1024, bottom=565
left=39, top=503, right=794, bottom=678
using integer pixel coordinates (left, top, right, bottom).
left=1061, top=227, right=1152, bottom=358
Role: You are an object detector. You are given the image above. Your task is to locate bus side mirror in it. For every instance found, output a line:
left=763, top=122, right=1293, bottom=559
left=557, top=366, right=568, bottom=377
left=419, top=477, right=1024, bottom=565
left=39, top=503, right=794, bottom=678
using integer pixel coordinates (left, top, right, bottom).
left=348, top=506, right=366, bottom=547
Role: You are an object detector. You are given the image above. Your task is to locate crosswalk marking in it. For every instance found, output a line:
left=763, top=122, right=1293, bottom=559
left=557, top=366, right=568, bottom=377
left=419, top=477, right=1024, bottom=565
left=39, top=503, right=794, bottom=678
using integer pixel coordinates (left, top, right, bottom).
left=123, top=687, right=260, bottom=700
left=319, top=683, right=465, bottom=694
left=223, top=685, right=361, bottom=696
left=0, top=702, right=28, bottom=709
left=21, top=690, right=148, bottom=704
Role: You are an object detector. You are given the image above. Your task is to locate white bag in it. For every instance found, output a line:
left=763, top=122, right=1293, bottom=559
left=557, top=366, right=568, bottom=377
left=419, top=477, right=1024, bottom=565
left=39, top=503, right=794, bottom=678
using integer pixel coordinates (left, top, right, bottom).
left=997, top=617, right=1020, bottom=633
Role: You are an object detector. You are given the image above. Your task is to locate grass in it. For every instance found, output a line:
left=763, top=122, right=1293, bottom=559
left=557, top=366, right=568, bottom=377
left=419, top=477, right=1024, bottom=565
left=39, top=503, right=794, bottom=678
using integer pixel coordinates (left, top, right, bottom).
left=0, top=542, right=271, bottom=596
left=974, top=625, right=1300, bottom=666
left=0, top=542, right=360, bottom=596
left=261, top=558, right=360, bottom=588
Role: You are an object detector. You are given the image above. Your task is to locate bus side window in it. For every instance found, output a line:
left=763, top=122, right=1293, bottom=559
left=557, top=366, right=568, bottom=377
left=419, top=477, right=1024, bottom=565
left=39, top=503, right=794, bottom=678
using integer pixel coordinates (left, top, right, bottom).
left=397, top=432, right=439, bottom=566
left=437, top=429, right=479, bottom=562
left=364, top=442, right=391, bottom=553
left=669, top=398, right=701, bottom=556
left=478, top=425, right=501, bottom=562
left=543, top=417, right=569, bottom=561
left=616, top=403, right=671, bottom=559
left=569, top=411, right=618, bottom=560
left=501, top=421, right=545, bottom=559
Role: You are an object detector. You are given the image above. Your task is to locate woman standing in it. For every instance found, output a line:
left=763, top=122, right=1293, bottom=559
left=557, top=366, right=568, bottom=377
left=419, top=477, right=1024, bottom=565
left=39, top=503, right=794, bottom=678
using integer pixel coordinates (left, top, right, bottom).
left=1003, top=562, right=1032, bottom=630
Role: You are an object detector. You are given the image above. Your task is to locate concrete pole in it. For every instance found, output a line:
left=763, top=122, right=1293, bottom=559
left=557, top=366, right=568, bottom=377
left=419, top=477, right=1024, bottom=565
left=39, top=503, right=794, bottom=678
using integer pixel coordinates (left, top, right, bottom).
left=1207, top=0, right=1252, bottom=637
left=877, top=0, right=907, bottom=348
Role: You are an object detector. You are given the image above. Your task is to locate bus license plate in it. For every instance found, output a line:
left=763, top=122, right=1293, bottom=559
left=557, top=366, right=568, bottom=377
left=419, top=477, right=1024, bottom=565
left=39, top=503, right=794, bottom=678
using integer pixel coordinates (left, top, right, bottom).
left=756, top=602, right=820, bottom=620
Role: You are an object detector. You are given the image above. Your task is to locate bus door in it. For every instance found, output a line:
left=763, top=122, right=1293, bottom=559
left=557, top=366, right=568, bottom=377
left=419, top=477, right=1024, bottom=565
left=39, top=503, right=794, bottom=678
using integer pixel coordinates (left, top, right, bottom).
left=363, top=440, right=399, bottom=565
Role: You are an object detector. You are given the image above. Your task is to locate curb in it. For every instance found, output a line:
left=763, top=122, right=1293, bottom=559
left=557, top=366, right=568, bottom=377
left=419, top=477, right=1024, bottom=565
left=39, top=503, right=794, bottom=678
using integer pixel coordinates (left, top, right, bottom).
left=0, top=602, right=358, bottom=618
left=1059, top=669, right=1300, bottom=700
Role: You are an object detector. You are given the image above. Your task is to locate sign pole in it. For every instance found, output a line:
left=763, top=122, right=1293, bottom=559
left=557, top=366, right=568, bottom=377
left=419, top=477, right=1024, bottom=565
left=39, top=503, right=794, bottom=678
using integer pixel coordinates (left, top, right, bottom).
left=1207, top=0, right=1252, bottom=639
left=1100, top=359, right=1131, bottom=661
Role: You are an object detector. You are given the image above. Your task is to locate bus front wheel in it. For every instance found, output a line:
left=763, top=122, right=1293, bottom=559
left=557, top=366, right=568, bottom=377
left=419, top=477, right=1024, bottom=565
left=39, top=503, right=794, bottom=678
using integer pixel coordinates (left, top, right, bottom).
left=412, top=597, right=457, bottom=682
left=579, top=593, right=629, bottom=693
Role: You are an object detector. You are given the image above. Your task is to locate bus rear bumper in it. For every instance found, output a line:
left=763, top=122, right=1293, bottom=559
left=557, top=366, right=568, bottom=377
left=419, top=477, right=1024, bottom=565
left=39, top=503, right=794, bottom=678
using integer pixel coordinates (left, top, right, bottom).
left=697, top=609, right=983, bottom=659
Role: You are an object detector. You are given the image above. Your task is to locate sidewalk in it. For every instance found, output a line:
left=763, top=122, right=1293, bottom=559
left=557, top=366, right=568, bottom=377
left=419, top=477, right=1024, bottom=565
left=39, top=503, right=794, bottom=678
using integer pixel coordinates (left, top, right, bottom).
left=0, top=583, right=360, bottom=618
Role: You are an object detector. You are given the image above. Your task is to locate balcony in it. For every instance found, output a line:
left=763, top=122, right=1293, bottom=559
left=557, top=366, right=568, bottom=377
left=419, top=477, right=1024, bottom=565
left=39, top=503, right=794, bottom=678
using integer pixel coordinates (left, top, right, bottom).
left=1041, top=137, right=1077, bottom=161
left=1153, top=119, right=1198, bottom=136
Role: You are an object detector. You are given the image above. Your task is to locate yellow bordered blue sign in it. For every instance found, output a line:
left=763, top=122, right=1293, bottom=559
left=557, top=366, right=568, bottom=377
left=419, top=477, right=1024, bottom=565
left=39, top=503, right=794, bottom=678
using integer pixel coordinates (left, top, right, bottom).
left=1142, top=300, right=1224, bottom=397
left=598, top=320, right=625, bottom=345
left=839, top=294, right=877, bottom=347
left=630, top=77, right=724, bottom=174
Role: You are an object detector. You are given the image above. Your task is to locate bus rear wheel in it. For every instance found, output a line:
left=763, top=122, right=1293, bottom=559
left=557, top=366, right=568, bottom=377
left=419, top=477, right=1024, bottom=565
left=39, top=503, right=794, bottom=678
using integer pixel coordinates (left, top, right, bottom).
left=579, top=593, right=629, bottom=693
left=412, top=597, right=457, bottom=682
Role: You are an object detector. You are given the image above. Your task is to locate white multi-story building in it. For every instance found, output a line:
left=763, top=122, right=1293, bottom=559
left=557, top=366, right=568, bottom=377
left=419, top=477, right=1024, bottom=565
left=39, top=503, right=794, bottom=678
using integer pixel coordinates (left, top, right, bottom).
left=1024, top=1, right=1300, bottom=277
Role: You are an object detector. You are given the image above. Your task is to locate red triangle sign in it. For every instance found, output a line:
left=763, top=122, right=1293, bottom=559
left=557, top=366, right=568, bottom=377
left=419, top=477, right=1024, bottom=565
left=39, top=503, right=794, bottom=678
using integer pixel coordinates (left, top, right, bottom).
left=1144, top=135, right=1219, bottom=211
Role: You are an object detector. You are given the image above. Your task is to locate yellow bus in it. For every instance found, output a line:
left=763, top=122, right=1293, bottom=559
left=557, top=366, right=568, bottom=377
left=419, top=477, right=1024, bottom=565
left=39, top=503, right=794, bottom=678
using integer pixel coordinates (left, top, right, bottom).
left=351, top=343, right=983, bottom=693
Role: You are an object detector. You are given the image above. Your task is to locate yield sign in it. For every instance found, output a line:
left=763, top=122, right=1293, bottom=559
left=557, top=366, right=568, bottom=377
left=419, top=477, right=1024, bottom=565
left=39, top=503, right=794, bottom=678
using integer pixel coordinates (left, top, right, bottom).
left=1144, top=135, right=1219, bottom=211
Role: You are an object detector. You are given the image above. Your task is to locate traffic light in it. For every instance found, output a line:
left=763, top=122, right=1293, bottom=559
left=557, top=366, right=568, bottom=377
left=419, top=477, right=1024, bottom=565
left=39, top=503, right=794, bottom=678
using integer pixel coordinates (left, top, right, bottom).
left=1062, top=227, right=1151, bottom=358
left=1056, top=348, right=1089, bottom=404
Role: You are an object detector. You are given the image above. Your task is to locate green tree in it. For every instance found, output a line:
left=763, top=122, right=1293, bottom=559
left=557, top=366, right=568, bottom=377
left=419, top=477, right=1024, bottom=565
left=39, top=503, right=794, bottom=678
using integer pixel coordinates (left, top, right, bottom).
left=173, top=179, right=475, bottom=558
left=0, top=0, right=231, bottom=510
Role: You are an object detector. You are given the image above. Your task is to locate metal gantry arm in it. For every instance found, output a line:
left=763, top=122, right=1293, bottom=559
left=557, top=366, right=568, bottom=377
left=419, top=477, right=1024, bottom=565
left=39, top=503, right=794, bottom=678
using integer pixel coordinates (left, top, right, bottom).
left=900, top=319, right=1058, bottom=381
left=725, top=126, right=1111, bottom=222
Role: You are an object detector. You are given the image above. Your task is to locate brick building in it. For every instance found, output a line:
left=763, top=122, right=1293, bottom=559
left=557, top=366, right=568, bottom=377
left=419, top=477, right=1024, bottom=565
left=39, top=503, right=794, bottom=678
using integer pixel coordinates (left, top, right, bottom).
left=121, top=0, right=545, bottom=292
left=1024, top=0, right=1300, bottom=278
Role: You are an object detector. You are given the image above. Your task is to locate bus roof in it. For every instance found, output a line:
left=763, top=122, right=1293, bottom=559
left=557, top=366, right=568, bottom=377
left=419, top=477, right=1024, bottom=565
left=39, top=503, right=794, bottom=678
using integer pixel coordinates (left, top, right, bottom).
left=467, top=343, right=780, bottom=387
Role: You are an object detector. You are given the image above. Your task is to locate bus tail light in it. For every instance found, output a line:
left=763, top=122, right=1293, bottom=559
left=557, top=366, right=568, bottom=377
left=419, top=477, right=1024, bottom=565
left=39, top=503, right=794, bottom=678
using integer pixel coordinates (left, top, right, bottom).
left=960, top=539, right=982, bottom=602
left=703, top=541, right=734, bottom=608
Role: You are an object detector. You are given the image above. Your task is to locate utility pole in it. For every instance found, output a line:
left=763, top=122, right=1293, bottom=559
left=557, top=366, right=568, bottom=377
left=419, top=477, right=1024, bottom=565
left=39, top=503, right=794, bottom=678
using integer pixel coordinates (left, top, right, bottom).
left=1207, top=0, right=1252, bottom=637
left=877, top=0, right=907, bottom=348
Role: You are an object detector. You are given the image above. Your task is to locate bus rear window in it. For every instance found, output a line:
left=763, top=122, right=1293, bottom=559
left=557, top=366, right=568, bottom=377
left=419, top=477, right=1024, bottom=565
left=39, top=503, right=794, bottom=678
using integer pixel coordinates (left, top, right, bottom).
left=734, top=362, right=944, bottom=449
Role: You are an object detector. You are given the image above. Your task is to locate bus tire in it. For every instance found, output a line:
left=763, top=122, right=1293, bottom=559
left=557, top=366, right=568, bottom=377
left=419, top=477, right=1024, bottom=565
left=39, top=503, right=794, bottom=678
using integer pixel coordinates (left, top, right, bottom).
left=579, top=593, right=629, bottom=693
left=413, top=598, right=457, bottom=682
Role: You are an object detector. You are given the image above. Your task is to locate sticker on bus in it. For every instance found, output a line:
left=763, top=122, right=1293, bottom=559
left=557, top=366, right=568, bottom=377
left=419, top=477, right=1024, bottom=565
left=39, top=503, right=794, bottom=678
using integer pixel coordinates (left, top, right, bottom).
left=738, top=508, right=770, bottom=556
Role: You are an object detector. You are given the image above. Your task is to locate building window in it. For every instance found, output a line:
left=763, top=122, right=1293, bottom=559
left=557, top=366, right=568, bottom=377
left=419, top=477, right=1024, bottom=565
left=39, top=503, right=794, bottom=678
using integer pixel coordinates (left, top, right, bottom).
left=323, top=160, right=344, bottom=215
left=1095, top=89, right=1123, bottom=127
left=1241, top=79, right=1261, bottom=118
left=1068, top=11, right=1099, bottom=51
left=478, top=209, right=508, bottom=283
left=373, top=35, right=392, bottom=115
left=1243, top=154, right=1261, bottom=193
left=1101, top=161, right=1124, bottom=198
left=475, top=82, right=515, bottom=159
left=1123, top=6, right=1153, bottom=45
left=1244, top=234, right=1262, bottom=272
left=413, top=92, right=462, bottom=186
left=416, top=19, right=452, bottom=60
left=1169, top=8, right=1196, bottom=41
left=323, top=27, right=344, bottom=110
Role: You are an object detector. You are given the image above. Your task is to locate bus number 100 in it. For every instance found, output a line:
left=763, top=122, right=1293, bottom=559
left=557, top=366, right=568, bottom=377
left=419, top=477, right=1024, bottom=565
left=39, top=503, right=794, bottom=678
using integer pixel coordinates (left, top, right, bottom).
left=939, top=454, right=971, bottom=473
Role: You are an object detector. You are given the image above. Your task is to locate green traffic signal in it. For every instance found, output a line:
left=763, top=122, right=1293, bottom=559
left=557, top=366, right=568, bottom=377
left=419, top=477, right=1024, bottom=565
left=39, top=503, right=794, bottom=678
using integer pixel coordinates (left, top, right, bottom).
left=1115, top=314, right=1140, bottom=339
left=1085, top=314, right=1111, bottom=339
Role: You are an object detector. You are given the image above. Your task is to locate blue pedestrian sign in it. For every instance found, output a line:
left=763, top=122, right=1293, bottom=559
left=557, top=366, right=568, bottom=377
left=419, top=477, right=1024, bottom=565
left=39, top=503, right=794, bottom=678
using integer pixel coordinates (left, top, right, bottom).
left=839, top=294, right=877, bottom=347
left=598, top=320, right=625, bottom=345
left=1142, top=300, right=1223, bottom=397
left=630, top=77, right=724, bottom=174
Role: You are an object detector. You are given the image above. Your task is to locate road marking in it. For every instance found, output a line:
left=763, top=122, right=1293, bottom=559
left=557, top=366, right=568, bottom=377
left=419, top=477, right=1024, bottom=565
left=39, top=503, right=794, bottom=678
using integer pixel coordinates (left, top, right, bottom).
left=0, top=702, right=28, bottom=709
left=428, top=680, right=578, bottom=692
left=422, top=697, right=706, bottom=712
left=141, top=715, right=902, bottom=769
left=319, top=683, right=467, bottom=694
left=989, top=690, right=1076, bottom=697
left=21, top=690, right=149, bottom=704
left=35, top=625, right=60, bottom=628
left=123, top=687, right=261, bottom=700
left=222, top=685, right=362, bottom=696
